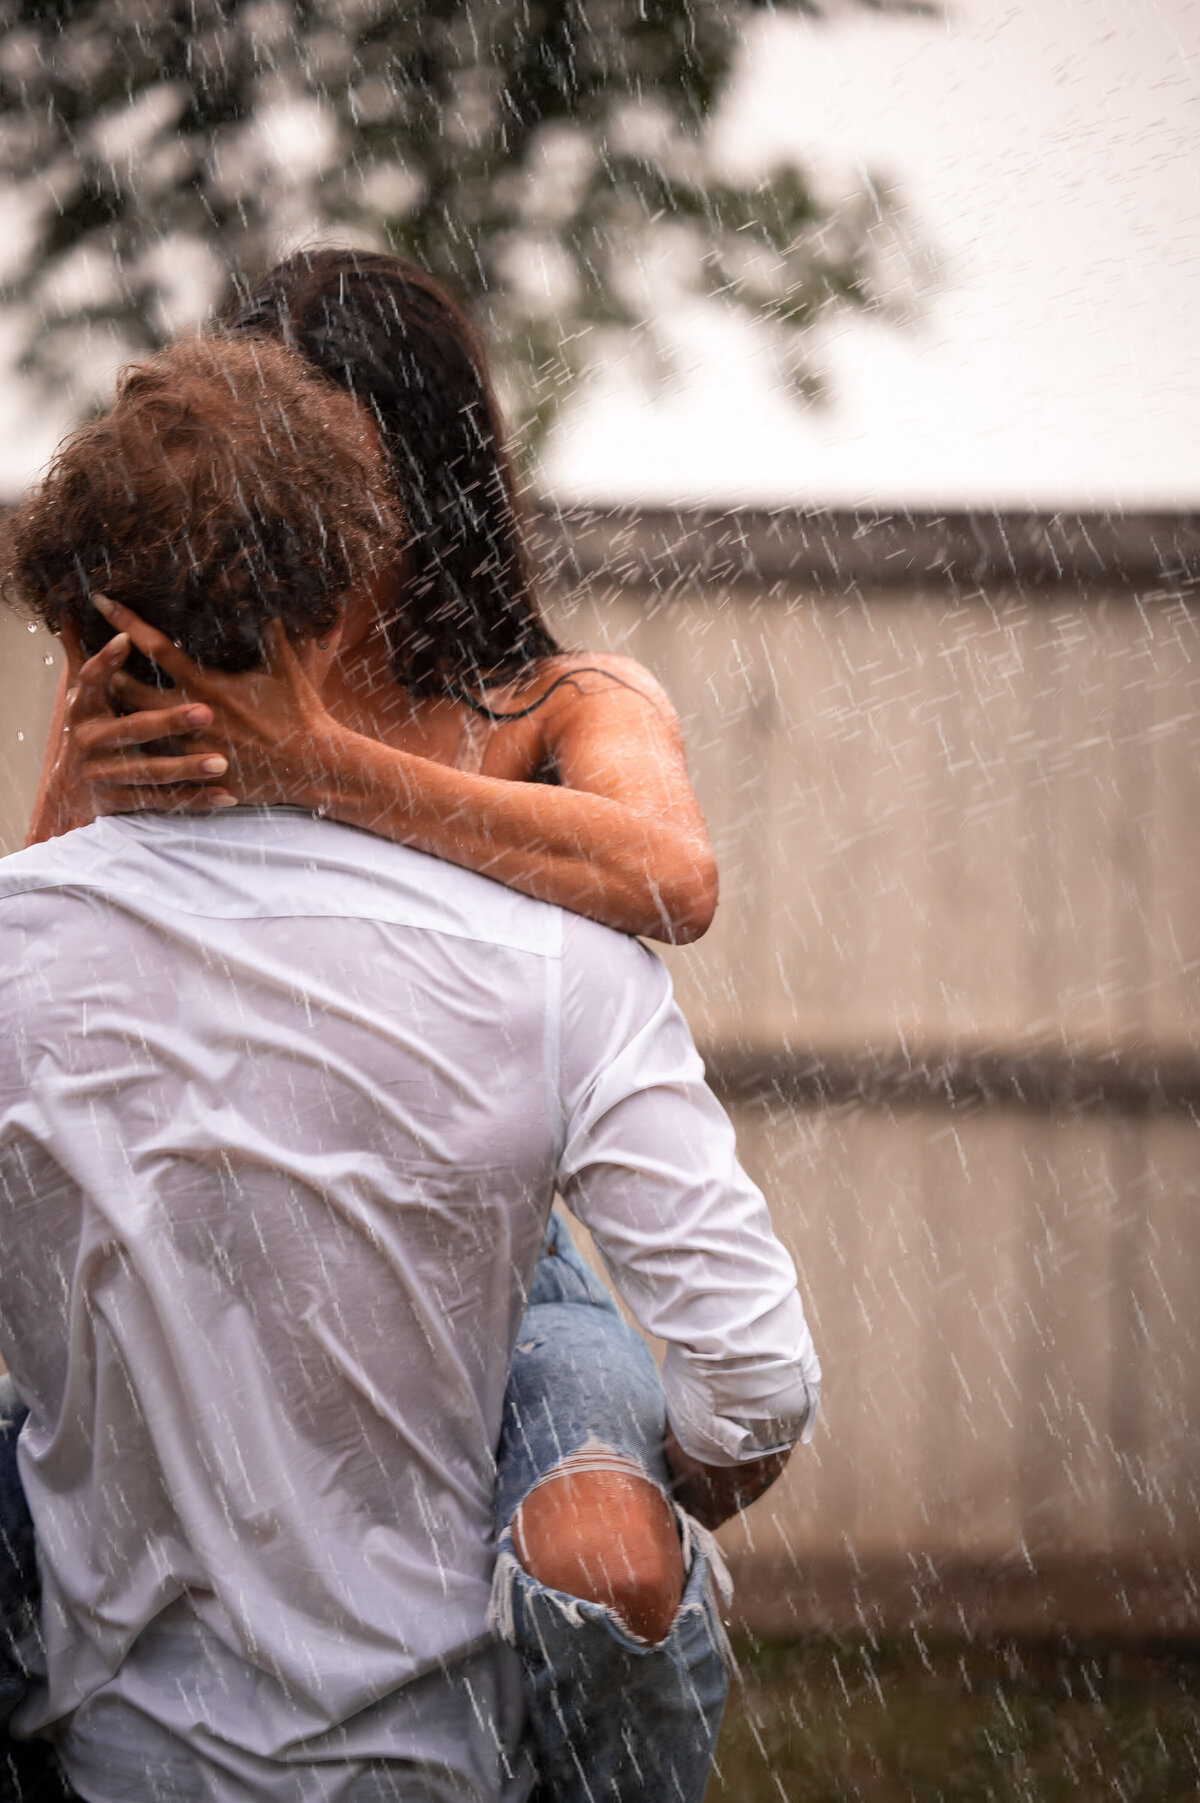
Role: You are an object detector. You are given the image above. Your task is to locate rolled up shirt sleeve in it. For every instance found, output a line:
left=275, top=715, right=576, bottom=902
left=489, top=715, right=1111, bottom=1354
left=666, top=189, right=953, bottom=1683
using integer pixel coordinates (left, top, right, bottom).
left=555, top=918, right=821, bottom=1468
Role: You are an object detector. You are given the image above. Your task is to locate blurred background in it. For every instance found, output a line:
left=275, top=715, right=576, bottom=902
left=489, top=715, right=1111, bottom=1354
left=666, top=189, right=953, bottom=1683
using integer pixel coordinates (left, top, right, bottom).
left=0, top=0, right=1197, bottom=1792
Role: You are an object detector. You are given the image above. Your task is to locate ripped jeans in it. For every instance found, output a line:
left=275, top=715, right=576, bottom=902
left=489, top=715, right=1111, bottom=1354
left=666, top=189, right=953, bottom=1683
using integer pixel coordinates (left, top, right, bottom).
left=0, top=1215, right=729, bottom=1802
left=491, top=1214, right=731, bottom=1802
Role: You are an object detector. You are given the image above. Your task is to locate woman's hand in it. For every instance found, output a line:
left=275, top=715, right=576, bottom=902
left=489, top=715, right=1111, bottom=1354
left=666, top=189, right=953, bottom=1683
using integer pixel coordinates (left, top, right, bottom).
left=26, top=622, right=231, bottom=843
left=94, top=594, right=343, bottom=812
left=27, top=594, right=346, bottom=845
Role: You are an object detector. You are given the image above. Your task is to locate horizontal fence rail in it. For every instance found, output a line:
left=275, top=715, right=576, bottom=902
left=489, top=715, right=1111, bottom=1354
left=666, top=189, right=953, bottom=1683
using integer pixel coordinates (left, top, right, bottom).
left=530, top=504, right=1200, bottom=595
left=702, top=1039, right=1200, bottom=1114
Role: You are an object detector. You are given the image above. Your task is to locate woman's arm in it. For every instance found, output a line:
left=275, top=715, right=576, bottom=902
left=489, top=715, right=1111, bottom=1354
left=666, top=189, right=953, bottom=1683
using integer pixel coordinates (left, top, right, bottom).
left=527, top=652, right=718, bottom=940
left=30, top=602, right=717, bottom=943
left=307, top=656, right=718, bottom=941
left=285, top=712, right=715, bottom=942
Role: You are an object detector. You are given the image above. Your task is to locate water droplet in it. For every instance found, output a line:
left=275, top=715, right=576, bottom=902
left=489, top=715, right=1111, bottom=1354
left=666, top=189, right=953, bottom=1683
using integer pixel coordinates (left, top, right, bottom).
left=44, top=654, right=55, bottom=666
left=27, top=622, right=37, bottom=632
left=16, top=732, right=24, bottom=742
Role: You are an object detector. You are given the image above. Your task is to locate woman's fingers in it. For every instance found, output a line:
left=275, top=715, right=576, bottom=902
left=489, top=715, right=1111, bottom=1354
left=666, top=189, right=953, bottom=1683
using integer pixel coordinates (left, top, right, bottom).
left=60, top=623, right=221, bottom=793
left=78, top=700, right=214, bottom=751
left=90, top=593, right=198, bottom=687
left=85, top=752, right=230, bottom=788
left=107, top=669, right=179, bottom=714
left=66, top=632, right=133, bottom=716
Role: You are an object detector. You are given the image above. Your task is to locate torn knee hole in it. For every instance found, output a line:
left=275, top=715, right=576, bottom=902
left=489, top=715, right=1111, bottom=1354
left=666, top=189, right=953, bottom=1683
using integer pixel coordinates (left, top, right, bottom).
left=511, top=1445, right=685, bottom=1644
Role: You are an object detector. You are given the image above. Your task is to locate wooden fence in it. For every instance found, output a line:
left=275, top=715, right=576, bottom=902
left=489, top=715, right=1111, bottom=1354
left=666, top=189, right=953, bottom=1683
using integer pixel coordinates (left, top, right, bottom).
left=539, top=508, right=1200, bottom=1637
left=3, top=508, right=1199, bottom=1636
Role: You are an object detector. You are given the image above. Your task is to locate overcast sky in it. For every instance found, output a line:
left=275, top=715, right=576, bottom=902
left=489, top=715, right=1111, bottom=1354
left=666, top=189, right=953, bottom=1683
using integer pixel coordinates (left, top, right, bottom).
left=1, top=0, right=1196, bottom=512
left=546, top=0, right=1200, bottom=508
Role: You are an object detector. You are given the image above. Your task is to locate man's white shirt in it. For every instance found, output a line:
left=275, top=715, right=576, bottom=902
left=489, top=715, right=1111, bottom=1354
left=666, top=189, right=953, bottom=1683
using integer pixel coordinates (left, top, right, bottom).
left=0, top=810, right=819, bottom=1798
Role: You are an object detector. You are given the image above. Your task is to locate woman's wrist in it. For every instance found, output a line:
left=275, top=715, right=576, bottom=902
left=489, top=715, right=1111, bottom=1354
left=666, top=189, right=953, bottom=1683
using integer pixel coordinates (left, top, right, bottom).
left=284, top=716, right=409, bottom=827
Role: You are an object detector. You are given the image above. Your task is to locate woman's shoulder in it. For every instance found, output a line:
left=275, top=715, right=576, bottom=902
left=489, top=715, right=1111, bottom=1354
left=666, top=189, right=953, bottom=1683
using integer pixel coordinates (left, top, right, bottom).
left=503, top=651, right=677, bottom=718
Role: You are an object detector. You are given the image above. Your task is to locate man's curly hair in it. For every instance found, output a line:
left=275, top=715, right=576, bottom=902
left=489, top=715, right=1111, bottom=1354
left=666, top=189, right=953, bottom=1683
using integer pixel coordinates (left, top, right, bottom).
left=0, top=334, right=405, bottom=677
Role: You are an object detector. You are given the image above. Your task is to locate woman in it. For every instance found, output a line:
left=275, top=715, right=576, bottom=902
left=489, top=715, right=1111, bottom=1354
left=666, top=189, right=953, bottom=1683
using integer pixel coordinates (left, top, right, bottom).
left=30, top=253, right=717, bottom=948
left=12, top=251, right=733, bottom=1803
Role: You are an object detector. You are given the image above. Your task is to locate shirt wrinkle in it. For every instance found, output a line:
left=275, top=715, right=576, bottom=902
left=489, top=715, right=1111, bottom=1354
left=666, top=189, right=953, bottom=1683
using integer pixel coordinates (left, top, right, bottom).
left=0, top=812, right=818, bottom=1799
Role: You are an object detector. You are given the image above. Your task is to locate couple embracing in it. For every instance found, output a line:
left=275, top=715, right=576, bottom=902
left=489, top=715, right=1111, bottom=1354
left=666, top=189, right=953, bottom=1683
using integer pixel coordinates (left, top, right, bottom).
left=0, top=250, right=819, bottom=1801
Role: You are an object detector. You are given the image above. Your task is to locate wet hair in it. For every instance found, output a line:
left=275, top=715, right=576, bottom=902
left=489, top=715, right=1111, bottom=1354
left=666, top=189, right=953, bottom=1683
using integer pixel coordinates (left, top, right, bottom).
left=224, top=248, right=560, bottom=696
left=1, top=335, right=404, bottom=678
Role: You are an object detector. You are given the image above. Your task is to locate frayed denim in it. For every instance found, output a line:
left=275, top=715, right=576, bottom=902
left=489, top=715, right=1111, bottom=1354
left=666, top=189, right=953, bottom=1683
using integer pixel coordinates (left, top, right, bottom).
left=488, top=1503, right=730, bottom=1803
left=491, top=1215, right=730, bottom=1802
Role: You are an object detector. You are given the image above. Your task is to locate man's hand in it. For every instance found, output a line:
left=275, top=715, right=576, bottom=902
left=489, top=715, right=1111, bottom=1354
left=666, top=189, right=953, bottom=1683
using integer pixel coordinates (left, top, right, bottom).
left=663, top=1425, right=793, bottom=1532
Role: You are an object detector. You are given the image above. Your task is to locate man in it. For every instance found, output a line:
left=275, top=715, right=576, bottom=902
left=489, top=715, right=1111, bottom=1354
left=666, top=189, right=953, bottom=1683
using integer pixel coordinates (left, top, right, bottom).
left=0, top=335, right=820, bottom=1799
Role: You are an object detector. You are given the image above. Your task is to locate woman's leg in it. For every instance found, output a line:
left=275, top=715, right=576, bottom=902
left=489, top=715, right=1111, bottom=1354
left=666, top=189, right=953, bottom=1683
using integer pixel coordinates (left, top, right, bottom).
left=491, top=1214, right=730, bottom=1803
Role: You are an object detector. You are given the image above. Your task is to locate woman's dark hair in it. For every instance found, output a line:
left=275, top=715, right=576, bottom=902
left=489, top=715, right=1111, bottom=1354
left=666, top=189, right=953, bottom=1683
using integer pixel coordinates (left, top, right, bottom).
left=224, top=248, right=560, bottom=695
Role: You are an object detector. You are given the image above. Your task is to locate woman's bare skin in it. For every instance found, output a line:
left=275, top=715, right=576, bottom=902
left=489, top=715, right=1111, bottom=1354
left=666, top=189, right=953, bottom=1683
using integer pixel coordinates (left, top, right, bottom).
left=29, top=585, right=718, bottom=944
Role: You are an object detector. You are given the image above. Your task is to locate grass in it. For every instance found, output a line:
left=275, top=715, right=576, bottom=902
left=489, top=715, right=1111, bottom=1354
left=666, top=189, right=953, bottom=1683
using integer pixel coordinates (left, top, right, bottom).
left=708, top=1636, right=1200, bottom=1801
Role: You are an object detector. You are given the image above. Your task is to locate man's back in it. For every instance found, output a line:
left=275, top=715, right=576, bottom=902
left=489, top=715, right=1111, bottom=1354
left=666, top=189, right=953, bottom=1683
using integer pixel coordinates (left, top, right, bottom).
left=0, top=808, right=818, bottom=1799
left=0, top=810, right=573, bottom=1796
